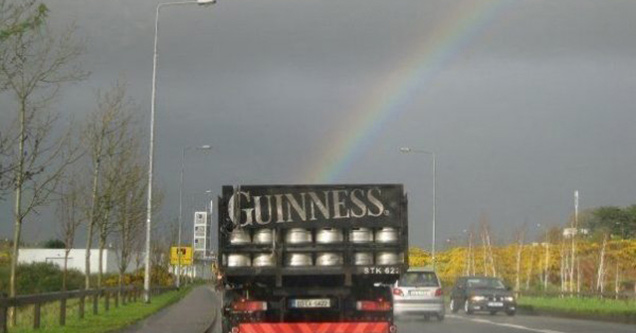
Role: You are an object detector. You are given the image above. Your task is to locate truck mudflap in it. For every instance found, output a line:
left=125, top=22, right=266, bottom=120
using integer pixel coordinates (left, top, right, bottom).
left=238, top=322, right=392, bottom=333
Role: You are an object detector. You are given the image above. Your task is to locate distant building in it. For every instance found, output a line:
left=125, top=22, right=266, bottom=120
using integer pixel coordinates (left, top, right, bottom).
left=18, top=249, right=139, bottom=274
left=193, top=211, right=212, bottom=258
left=562, top=228, right=589, bottom=238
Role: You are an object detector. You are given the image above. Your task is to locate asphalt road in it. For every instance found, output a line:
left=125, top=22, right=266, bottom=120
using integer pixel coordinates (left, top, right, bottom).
left=395, top=313, right=636, bottom=333
left=121, top=287, right=636, bottom=333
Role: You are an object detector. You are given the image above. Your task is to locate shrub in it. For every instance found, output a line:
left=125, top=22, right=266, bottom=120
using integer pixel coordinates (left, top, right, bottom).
left=42, top=239, right=66, bottom=249
left=0, top=262, right=84, bottom=294
left=102, top=267, right=174, bottom=288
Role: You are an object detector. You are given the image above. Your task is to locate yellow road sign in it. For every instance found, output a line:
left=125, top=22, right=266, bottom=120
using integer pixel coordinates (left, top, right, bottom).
left=170, top=246, right=193, bottom=266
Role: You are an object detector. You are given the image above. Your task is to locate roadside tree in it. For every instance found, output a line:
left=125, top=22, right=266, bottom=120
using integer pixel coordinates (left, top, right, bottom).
left=82, top=81, right=134, bottom=289
left=0, top=1, right=47, bottom=197
left=56, top=174, right=85, bottom=291
left=0, top=0, right=87, bottom=323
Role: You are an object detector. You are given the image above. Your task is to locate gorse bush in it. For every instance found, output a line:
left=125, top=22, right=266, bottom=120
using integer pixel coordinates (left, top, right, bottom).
left=409, top=239, right=636, bottom=292
left=103, top=267, right=174, bottom=287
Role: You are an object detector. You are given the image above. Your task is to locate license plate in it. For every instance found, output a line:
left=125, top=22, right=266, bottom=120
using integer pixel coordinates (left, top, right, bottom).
left=290, top=299, right=331, bottom=308
left=488, top=302, right=504, bottom=307
left=409, top=290, right=427, bottom=296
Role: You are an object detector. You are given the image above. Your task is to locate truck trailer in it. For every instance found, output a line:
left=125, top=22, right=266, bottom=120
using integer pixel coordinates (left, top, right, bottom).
left=217, top=184, right=408, bottom=333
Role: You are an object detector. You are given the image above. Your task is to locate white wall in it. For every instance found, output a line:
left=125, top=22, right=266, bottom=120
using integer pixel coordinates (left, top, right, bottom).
left=18, top=249, right=138, bottom=274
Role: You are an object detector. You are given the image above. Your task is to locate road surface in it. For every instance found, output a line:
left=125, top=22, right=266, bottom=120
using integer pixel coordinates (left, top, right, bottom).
left=121, top=287, right=636, bottom=333
left=395, top=313, right=635, bottom=333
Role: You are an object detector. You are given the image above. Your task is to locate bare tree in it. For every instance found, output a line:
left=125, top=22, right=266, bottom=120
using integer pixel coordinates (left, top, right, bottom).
left=540, top=227, right=551, bottom=290
left=614, top=261, right=620, bottom=298
left=56, top=172, right=85, bottom=291
left=103, top=116, right=147, bottom=291
left=569, top=216, right=578, bottom=293
left=95, top=189, right=115, bottom=289
left=1, top=1, right=87, bottom=322
left=479, top=214, right=497, bottom=277
left=513, top=225, right=526, bottom=291
left=464, top=227, right=476, bottom=276
left=596, top=233, right=608, bottom=293
left=542, top=242, right=550, bottom=290
left=114, top=161, right=146, bottom=291
left=0, top=128, right=12, bottom=195
left=559, top=234, right=571, bottom=293
left=1, top=0, right=46, bottom=195
left=82, top=81, right=132, bottom=289
left=525, top=243, right=535, bottom=290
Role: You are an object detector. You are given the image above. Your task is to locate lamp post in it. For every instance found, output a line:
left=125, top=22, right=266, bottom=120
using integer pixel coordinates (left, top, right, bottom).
left=145, top=0, right=216, bottom=303
left=400, top=147, right=437, bottom=268
left=205, top=189, right=213, bottom=215
left=176, top=145, right=212, bottom=288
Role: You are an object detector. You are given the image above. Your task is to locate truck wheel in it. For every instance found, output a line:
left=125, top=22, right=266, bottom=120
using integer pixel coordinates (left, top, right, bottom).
left=464, top=300, right=473, bottom=315
left=436, top=313, right=445, bottom=321
left=506, top=310, right=516, bottom=316
left=489, top=310, right=497, bottom=315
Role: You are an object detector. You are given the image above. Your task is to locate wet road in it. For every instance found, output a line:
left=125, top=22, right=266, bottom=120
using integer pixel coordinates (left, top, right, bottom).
left=395, top=313, right=635, bottom=333
left=121, top=287, right=636, bottom=333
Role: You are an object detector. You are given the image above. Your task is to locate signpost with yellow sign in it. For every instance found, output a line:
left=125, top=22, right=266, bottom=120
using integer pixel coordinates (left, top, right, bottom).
left=170, top=246, right=193, bottom=266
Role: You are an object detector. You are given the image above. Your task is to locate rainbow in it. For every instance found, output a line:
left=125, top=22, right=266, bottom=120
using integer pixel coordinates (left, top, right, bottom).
left=304, top=0, right=512, bottom=183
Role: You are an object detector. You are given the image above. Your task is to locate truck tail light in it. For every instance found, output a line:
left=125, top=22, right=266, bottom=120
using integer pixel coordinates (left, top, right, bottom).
left=356, top=299, right=392, bottom=311
left=435, top=288, right=443, bottom=297
left=392, top=288, right=403, bottom=296
left=232, top=299, right=267, bottom=312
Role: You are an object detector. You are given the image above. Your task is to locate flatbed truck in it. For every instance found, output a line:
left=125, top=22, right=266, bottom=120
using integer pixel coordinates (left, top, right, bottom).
left=217, top=184, right=408, bottom=333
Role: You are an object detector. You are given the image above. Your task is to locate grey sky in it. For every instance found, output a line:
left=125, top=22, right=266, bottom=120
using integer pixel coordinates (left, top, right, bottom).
left=2, top=0, right=636, bottom=249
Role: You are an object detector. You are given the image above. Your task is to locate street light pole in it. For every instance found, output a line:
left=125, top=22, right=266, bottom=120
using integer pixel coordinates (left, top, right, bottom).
left=400, top=147, right=437, bottom=268
left=145, top=0, right=216, bottom=303
left=177, top=145, right=211, bottom=288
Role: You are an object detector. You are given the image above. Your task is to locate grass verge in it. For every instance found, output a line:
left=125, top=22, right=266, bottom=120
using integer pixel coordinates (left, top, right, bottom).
left=10, top=286, right=193, bottom=333
left=518, top=296, right=636, bottom=324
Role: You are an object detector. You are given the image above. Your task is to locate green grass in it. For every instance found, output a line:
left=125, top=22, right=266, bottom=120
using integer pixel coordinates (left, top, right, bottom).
left=10, top=286, right=193, bottom=333
left=518, top=296, right=636, bottom=321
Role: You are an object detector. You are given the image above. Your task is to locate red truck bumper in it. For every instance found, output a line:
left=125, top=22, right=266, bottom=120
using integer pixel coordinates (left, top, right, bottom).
left=238, top=322, right=391, bottom=333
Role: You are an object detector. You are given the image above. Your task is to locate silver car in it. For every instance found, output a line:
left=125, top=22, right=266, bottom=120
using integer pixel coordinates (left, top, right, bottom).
left=393, top=268, right=445, bottom=321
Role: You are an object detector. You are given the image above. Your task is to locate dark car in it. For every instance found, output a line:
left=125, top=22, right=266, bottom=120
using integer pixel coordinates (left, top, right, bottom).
left=449, top=276, right=516, bottom=316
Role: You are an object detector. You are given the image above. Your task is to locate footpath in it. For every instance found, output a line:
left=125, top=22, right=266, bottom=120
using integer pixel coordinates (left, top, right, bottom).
left=119, top=285, right=221, bottom=333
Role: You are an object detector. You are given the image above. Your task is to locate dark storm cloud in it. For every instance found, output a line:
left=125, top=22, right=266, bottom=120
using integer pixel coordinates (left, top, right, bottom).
left=2, top=0, right=636, bottom=248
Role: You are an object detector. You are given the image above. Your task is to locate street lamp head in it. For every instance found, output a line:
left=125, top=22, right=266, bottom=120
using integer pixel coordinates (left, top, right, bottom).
left=197, top=0, right=216, bottom=5
left=399, top=147, right=412, bottom=153
left=198, top=145, right=212, bottom=150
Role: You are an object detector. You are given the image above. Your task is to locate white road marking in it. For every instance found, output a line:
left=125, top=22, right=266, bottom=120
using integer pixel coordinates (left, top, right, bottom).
left=447, top=314, right=567, bottom=333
